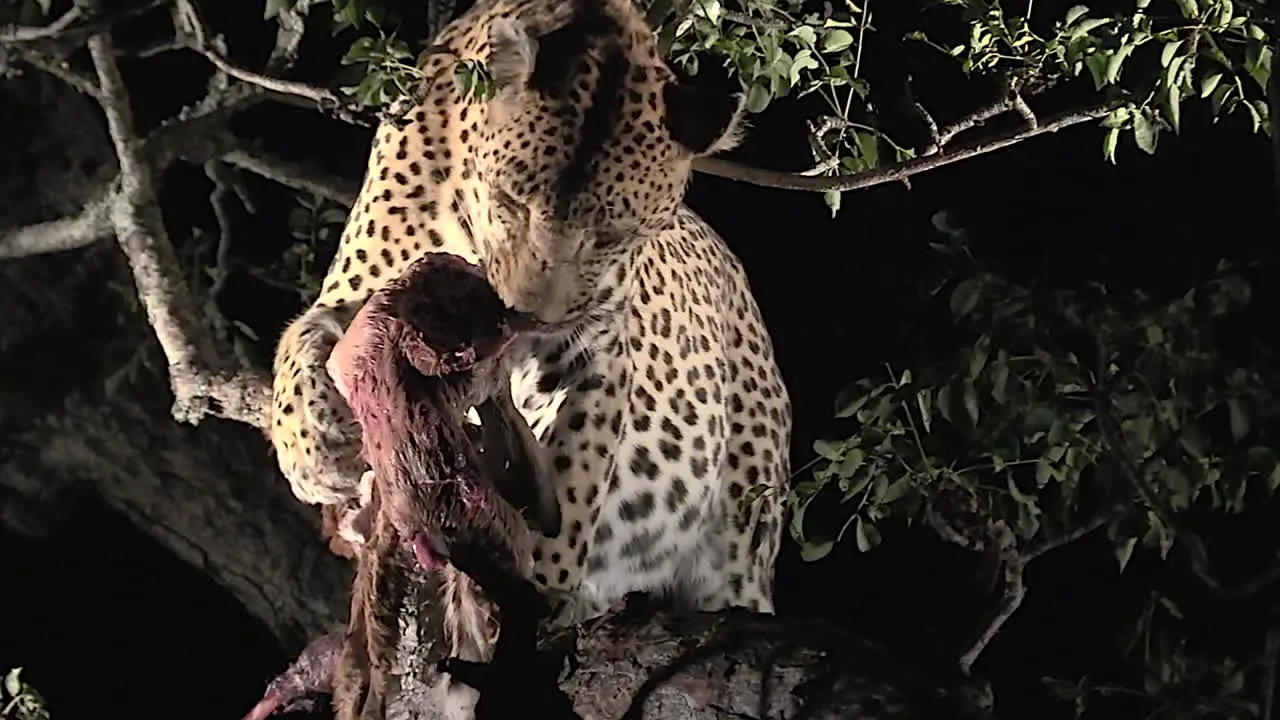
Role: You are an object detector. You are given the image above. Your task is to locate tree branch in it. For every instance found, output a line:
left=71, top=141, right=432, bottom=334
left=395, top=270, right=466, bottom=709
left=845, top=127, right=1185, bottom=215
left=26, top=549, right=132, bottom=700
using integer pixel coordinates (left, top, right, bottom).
left=222, top=147, right=359, bottom=206
left=0, top=6, right=84, bottom=42
left=693, top=99, right=1126, bottom=193
left=75, top=0, right=270, bottom=427
left=0, top=0, right=170, bottom=44
left=0, top=184, right=117, bottom=258
left=171, top=0, right=376, bottom=126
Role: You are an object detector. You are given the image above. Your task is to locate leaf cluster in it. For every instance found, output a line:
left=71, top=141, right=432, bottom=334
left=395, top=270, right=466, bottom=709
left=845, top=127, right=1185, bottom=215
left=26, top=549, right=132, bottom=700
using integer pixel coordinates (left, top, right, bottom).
left=255, top=0, right=1273, bottom=218
left=793, top=212, right=1280, bottom=715
left=1, top=669, right=49, bottom=720
left=911, top=0, right=1273, bottom=162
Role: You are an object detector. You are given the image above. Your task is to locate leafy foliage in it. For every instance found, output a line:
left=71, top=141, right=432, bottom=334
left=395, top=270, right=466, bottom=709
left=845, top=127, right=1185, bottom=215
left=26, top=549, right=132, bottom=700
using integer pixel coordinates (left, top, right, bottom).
left=793, top=212, right=1280, bottom=716
left=260, top=0, right=1274, bottom=216
left=1039, top=594, right=1269, bottom=719
left=1, top=669, right=49, bottom=720
left=912, top=0, right=1273, bottom=160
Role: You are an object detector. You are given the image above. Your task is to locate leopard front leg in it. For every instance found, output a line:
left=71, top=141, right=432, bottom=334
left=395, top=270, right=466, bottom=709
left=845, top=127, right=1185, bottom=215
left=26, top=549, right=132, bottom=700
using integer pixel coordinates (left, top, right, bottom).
left=269, top=303, right=366, bottom=505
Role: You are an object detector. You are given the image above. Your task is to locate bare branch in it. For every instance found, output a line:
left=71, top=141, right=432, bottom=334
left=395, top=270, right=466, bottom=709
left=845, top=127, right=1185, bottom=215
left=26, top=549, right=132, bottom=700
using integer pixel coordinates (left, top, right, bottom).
left=0, top=6, right=83, bottom=42
left=1026, top=514, right=1108, bottom=561
left=0, top=184, right=117, bottom=258
left=694, top=99, right=1125, bottom=193
left=7, top=46, right=104, bottom=100
left=958, top=526, right=1024, bottom=677
left=171, top=0, right=372, bottom=126
left=264, top=0, right=310, bottom=75
left=222, top=147, right=359, bottom=206
left=0, top=0, right=171, bottom=44
left=75, top=0, right=269, bottom=427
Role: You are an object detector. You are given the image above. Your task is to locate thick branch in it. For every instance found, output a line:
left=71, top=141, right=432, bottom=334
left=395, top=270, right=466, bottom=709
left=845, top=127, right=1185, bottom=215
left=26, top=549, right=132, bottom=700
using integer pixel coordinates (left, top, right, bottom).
left=73, top=0, right=272, bottom=428
left=251, top=601, right=980, bottom=720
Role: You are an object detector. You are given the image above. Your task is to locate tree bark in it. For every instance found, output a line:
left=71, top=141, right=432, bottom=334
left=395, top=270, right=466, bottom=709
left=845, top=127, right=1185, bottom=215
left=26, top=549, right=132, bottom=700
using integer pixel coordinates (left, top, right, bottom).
left=0, top=253, right=351, bottom=648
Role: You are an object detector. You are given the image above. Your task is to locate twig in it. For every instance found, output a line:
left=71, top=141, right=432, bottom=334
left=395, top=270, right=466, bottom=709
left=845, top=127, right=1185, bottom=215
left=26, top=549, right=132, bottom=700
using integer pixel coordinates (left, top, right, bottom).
left=0, top=0, right=171, bottom=44
left=264, top=0, right=309, bottom=75
left=172, top=0, right=363, bottom=123
left=694, top=99, right=1125, bottom=193
left=7, top=47, right=103, bottom=100
left=1026, top=514, right=1109, bottom=560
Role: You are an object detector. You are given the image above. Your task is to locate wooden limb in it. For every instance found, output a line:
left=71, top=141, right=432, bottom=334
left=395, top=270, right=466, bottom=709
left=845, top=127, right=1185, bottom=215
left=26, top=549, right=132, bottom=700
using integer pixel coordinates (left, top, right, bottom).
left=692, top=99, right=1126, bottom=193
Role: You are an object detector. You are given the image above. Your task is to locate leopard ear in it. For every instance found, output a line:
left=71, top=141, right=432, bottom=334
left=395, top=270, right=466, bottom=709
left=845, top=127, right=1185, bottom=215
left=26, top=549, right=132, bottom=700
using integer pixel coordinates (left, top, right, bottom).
left=487, top=17, right=537, bottom=91
left=663, top=82, right=748, bottom=157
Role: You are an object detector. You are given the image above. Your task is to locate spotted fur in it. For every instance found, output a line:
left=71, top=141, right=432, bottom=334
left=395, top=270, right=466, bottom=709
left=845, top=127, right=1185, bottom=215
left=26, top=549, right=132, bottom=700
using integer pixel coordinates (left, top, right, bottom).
left=270, top=0, right=791, bottom=649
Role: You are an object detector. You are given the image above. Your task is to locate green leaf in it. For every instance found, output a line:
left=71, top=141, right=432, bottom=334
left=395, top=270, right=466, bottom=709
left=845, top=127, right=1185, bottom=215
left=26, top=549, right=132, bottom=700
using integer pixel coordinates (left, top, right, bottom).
left=1160, top=40, right=1183, bottom=68
left=855, top=517, right=882, bottom=551
left=1132, top=111, right=1158, bottom=154
left=1172, top=0, right=1199, bottom=19
left=1085, top=53, right=1110, bottom=90
left=1199, top=72, right=1223, bottom=98
left=1115, top=536, right=1138, bottom=572
left=1070, top=17, right=1111, bottom=38
left=967, top=336, right=991, bottom=379
left=1228, top=397, right=1250, bottom=440
left=800, top=540, right=834, bottom=561
left=962, top=380, right=980, bottom=425
left=4, top=667, right=22, bottom=697
left=1161, top=466, right=1192, bottom=509
left=342, top=36, right=376, bottom=64
left=879, top=476, right=911, bottom=504
left=1165, top=86, right=1182, bottom=134
left=1063, top=5, right=1089, bottom=28
left=854, top=131, right=880, bottom=169
left=990, top=351, right=1010, bottom=404
left=835, top=448, right=866, bottom=478
left=949, top=276, right=984, bottom=318
left=823, top=189, right=842, bottom=217
left=1103, top=127, right=1119, bottom=163
left=1101, top=106, right=1132, bottom=129
left=834, top=386, right=872, bottom=418
left=822, top=29, right=854, bottom=53
left=745, top=83, right=772, bottom=113
left=1035, top=456, right=1053, bottom=486
left=787, top=26, right=818, bottom=46
left=263, top=0, right=297, bottom=19
left=1106, top=43, right=1136, bottom=85
left=814, top=438, right=843, bottom=460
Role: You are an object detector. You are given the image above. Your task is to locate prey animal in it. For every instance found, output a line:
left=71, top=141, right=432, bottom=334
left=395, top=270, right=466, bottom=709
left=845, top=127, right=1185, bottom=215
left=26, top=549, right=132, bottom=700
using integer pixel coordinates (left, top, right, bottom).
left=241, top=251, right=561, bottom=720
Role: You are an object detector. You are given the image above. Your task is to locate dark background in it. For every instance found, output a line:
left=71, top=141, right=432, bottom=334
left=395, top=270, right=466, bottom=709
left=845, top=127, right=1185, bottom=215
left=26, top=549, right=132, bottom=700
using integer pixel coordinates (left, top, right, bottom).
left=0, top=0, right=1276, bottom=718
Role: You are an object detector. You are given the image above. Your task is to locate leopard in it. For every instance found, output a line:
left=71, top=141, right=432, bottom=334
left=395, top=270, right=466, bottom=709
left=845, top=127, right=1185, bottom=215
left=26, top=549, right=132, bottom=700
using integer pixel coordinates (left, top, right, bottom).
left=269, top=0, right=792, bottom=643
